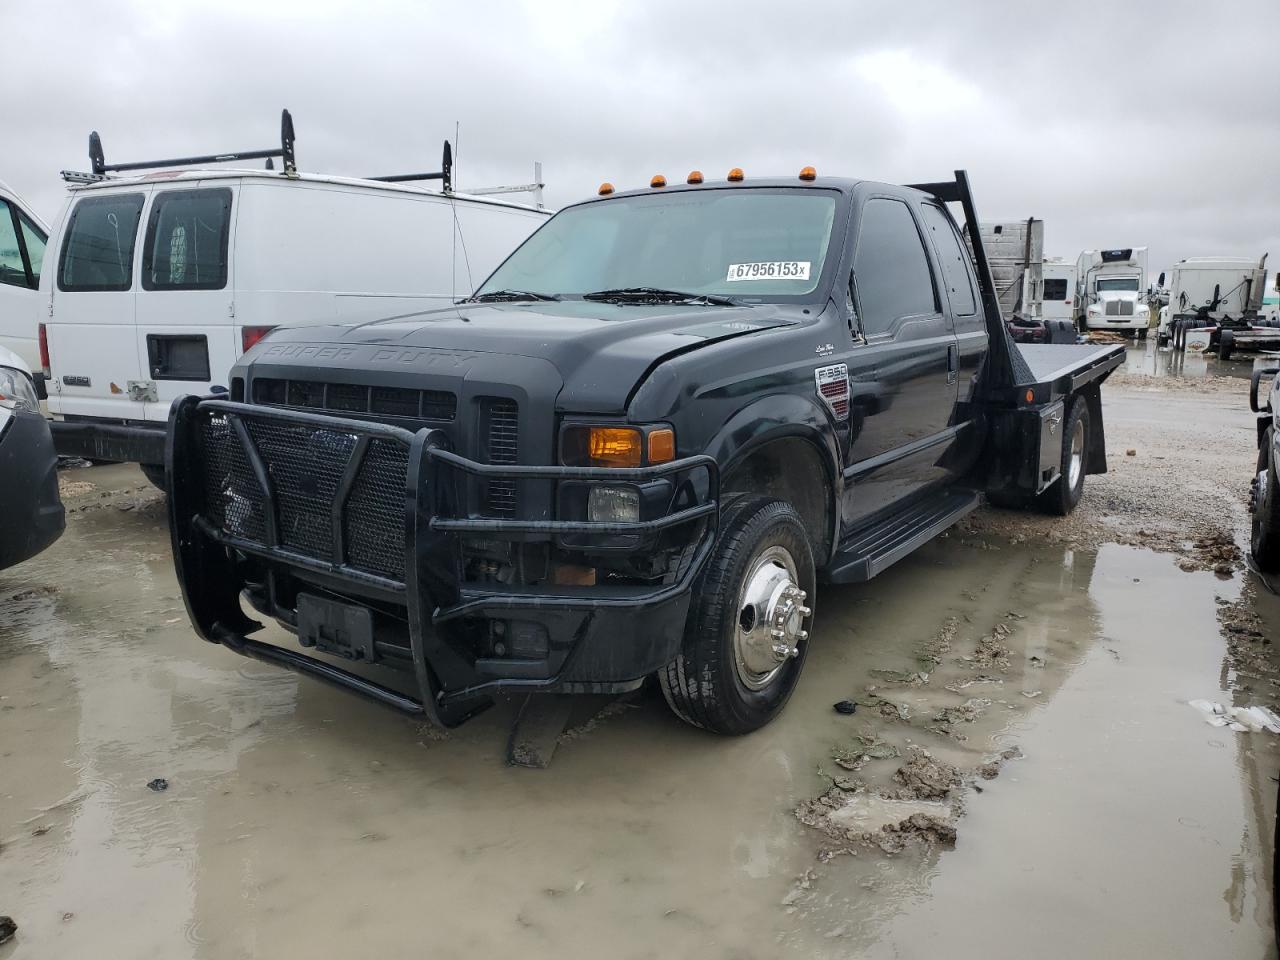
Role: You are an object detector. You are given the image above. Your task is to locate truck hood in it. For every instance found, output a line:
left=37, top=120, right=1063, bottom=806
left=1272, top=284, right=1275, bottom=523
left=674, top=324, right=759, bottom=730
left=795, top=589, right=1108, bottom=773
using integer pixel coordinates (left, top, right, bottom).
left=247, top=301, right=802, bottom=413
left=1096, top=291, right=1140, bottom=303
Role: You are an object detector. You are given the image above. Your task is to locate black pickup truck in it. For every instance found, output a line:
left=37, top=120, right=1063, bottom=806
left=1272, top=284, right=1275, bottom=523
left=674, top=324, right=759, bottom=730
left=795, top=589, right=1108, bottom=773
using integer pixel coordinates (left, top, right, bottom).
left=166, top=168, right=1123, bottom=734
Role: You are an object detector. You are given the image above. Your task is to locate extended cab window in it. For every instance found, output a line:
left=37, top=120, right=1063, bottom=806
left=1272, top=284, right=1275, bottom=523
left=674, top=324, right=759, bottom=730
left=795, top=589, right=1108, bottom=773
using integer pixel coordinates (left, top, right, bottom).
left=143, top=188, right=232, bottom=291
left=919, top=203, right=977, bottom=316
left=58, top=193, right=145, bottom=292
left=852, top=198, right=938, bottom=336
left=476, top=188, right=838, bottom=301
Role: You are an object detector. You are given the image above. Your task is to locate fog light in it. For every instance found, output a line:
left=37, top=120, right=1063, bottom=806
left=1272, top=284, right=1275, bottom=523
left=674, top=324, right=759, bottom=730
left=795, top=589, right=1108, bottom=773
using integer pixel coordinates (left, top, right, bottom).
left=588, top=486, right=640, bottom=523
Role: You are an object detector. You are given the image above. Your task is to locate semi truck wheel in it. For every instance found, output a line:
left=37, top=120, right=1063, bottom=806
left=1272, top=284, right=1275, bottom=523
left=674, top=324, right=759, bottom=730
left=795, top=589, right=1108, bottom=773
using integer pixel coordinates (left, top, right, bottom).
left=1038, top=397, right=1090, bottom=516
left=1251, top=431, right=1280, bottom=572
left=658, top=495, right=815, bottom=735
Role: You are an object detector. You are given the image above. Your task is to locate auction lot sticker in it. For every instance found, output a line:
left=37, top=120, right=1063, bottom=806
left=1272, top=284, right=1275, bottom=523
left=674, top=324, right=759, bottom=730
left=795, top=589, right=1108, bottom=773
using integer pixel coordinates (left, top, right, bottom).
left=726, top=261, right=811, bottom=282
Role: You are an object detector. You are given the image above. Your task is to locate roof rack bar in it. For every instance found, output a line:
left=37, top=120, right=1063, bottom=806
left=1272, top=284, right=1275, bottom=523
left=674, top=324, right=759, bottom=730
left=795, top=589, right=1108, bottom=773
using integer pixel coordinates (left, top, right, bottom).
left=88, top=108, right=297, bottom=176
left=368, top=141, right=453, bottom=192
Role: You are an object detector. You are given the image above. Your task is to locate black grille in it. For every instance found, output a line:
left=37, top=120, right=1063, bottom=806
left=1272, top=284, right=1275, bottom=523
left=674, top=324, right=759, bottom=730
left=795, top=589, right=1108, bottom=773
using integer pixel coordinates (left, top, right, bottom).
left=198, top=410, right=409, bottom=582
left=481, top=397, right=519, bottom=517
left=252, top=378, right=456, bottom=422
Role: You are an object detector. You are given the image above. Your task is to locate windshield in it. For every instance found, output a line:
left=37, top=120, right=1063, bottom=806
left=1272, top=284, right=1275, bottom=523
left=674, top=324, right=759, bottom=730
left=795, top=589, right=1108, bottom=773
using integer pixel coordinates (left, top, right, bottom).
left=1096, top=277, right=1139, bottom=293
left=476, top=188, right=839, bottom=301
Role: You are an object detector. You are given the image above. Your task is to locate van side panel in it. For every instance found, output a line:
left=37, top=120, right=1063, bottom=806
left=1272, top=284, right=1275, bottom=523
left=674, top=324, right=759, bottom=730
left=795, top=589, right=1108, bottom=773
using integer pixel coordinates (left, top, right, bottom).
left=232, top=182, right=547, bottom=334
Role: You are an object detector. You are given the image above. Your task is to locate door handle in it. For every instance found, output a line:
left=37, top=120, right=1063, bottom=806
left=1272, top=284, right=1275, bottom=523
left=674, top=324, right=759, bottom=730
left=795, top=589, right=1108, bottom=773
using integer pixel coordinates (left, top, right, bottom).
left=947, top=344, right=958, bottom=384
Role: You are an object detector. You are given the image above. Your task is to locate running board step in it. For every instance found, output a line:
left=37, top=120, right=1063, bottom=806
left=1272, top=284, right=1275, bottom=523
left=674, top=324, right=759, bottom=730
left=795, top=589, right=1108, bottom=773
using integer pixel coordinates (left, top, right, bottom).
left=824, top=489, right=980, bottom=584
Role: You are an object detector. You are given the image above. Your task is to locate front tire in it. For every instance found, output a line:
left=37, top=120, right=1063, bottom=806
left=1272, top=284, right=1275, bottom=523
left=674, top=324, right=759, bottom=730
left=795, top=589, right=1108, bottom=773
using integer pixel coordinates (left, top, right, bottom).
left=1038, top=397, right=1090, bottom=516
left=658, top=496, right=816, bottom=735
left=1252, top=430, right=1280, bottom=572
left=1219, top=330, right=1235, bottom=361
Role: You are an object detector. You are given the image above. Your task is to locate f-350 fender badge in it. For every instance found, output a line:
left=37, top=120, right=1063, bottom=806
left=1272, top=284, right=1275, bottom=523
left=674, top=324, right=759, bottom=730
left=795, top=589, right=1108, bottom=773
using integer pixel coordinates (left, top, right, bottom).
left=815, top=363, right=850, bottom=421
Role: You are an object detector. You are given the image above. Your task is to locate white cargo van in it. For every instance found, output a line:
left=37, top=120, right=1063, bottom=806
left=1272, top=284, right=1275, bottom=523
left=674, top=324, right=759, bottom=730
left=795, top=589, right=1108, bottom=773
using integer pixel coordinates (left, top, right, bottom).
left=0, top=180, right=50, bottom=373
left=42, top=113, right=549, bottom=482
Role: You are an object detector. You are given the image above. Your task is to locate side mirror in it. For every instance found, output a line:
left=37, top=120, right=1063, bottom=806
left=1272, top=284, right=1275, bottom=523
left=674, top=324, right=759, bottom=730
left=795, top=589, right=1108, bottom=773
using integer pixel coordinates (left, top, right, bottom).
left=1157, top=271, right=1166, bottom=288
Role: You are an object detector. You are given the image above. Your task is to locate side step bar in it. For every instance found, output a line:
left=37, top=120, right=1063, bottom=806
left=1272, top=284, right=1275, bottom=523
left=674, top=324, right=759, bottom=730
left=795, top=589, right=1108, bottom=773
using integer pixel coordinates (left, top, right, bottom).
left=824, top=489, right=981, bottom=584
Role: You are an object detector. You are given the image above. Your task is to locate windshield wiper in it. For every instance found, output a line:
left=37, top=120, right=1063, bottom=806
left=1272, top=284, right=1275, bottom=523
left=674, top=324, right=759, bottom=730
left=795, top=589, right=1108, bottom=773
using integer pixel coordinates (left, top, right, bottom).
left=462, top=289, right=561, bottom=303
left=580, top=287, right=737, bottom=306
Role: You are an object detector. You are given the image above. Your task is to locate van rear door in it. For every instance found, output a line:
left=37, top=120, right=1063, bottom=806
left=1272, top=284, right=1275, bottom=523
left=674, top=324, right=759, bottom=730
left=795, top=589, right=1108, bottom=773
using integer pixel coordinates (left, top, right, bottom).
left=46, top=190, right=148, bottom=421
left=134, top=184, right=236, bottom=422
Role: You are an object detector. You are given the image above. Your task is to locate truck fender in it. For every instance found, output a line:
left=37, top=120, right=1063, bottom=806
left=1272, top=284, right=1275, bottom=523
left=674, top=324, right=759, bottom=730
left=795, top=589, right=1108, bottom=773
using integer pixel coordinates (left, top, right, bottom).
left=703, top=394, right=842, bottom=564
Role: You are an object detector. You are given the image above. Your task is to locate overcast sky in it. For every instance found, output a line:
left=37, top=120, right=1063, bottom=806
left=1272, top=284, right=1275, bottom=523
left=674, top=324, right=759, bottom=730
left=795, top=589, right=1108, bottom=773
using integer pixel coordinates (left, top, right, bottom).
left=7, top=0, right=1278, bottom=279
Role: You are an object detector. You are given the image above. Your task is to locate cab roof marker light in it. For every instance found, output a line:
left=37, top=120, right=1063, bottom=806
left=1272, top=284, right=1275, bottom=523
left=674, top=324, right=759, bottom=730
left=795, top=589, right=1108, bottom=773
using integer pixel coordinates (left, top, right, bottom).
left=598, top=182, right=614, bottom=196
left=687, top=170, right=704, bottom=184
left=799, top=166, right=817, bottom=181
left=650, top=174, right=667, bottom=188
left=727, top=167, right=744, bottom=182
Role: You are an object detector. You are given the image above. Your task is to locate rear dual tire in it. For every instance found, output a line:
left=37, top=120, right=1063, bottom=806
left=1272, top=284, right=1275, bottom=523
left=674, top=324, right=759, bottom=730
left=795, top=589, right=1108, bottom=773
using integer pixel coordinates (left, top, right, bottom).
left=659, top=496, right=815, bottom=735
left=1252, top=430, right=1280, bottom=572
left=987, top=396, right=1089, bottom=516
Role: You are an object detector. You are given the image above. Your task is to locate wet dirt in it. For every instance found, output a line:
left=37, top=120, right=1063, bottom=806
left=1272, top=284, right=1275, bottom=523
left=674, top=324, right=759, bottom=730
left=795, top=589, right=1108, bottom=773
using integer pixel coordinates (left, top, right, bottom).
left=2, top=363, right=1279, bottom=958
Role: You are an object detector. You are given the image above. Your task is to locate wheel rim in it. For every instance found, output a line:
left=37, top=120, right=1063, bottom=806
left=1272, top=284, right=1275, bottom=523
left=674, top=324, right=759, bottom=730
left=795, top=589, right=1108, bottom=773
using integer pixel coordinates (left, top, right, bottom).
left=1068, top=417, right=1085, bottom=489
left=733, top=545, right=810, bottom=690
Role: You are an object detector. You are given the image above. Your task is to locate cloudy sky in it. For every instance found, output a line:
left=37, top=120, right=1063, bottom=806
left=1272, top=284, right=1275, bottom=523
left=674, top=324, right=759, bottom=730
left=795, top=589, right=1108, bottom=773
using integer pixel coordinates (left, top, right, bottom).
left=8, top=0, right=1278, bottom=278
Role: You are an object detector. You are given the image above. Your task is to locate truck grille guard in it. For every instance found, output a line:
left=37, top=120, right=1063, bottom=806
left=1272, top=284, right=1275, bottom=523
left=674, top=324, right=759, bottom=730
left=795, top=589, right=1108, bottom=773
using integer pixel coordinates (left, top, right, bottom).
left=166, top=395, right=718, bottom=726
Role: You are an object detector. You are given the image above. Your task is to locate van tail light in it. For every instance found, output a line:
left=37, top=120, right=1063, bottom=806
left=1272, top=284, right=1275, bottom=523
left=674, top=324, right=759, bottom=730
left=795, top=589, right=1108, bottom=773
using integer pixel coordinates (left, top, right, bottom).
left=38, top=323, right=51, bottom=378
left=240, top=325, right=277, bottom=353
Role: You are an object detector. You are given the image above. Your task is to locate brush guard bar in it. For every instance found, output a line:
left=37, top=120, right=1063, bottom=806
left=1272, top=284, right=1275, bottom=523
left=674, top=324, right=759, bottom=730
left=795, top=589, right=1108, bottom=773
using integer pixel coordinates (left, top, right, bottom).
left=166, top=396, right=718, bottom=727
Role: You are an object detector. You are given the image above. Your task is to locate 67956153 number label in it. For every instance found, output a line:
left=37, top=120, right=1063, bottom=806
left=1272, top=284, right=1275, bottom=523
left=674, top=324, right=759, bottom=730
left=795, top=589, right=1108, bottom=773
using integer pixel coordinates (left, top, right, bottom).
left=725, top=261, right=811, bottom=282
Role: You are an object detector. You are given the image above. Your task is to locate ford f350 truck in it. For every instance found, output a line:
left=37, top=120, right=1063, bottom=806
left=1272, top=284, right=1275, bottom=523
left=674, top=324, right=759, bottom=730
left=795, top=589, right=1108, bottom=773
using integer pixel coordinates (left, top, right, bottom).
left=165, top=168, right=1123, bottom=735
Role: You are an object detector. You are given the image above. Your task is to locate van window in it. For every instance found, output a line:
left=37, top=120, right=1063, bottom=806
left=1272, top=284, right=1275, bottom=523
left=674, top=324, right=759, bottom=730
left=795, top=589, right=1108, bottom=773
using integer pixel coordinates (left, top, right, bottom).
left=919, top=203, right=977, bottom=316
left=0, top=201, right=27, bottom=289
left=143, top=189, right=232, bottom=291
left=1044, top=278, right=1069, bottom=301
left=852, top=198, right=937, bottom=336
left=58, top=193, right=145, bottom=292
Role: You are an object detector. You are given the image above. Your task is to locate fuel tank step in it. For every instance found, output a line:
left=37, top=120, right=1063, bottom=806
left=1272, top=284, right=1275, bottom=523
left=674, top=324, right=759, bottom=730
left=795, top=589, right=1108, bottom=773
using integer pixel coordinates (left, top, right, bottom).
left=823, top=488, right=981, bottom=584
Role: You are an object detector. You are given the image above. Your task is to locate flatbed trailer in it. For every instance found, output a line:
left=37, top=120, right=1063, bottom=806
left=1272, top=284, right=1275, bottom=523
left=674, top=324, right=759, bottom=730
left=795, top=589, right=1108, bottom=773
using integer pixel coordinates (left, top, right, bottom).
left=166, top=167, right=1123, bottom=735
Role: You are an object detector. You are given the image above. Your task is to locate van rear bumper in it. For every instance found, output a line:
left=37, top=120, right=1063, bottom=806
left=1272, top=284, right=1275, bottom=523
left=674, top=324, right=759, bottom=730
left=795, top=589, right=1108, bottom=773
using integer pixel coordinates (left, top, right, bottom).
left=50, top=418, right=166, bottom=465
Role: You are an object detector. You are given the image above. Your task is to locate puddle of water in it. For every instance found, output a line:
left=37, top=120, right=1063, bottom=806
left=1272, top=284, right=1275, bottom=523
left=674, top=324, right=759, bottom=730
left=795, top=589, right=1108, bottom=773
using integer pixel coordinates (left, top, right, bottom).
left=1123, top=340, right=1273, bottom=379
left=0, top=469, right=1276, bottom=958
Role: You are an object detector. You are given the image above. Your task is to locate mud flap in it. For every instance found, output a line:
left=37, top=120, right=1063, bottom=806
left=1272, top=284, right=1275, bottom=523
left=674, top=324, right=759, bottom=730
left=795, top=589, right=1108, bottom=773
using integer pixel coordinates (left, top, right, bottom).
left=1081, top=385, right=1107, bottom=475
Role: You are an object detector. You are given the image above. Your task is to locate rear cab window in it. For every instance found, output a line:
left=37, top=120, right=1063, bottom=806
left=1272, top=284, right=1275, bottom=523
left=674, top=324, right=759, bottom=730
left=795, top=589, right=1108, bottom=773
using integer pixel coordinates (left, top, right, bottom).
left=142, top=188, right=232, bottom=291
left=58, top=193, right=146, bottom=291
left=918, top=203, right=977, bottom=317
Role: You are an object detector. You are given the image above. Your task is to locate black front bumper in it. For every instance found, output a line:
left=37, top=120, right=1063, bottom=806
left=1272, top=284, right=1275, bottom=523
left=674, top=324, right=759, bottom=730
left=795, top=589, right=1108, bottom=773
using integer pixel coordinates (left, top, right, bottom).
left=0, top=409, right=66, bottom=571
left=166, top=397, right=718, bottom=727
left=51, top=418, right=166, bottom=465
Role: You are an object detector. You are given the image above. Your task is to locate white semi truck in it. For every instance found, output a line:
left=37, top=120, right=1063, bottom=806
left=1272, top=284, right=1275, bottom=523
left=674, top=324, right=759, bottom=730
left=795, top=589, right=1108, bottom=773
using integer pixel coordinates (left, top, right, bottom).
left=1076, top=247, right=1151, bottom=338
left=1157, top=255, right=1269, bottom=351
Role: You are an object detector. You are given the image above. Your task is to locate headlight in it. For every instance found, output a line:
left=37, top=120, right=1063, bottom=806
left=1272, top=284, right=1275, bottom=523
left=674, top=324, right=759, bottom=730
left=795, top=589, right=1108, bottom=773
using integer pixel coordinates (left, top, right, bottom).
left=561, top=424, right=676, bottom=467
left=1137, top=304, right=1150, bottom=316
left=1087, top=306, right=1101, bottom=317
left=588, top=486, right=640, bottom=523
left=0, top=366, right=39, bottom=411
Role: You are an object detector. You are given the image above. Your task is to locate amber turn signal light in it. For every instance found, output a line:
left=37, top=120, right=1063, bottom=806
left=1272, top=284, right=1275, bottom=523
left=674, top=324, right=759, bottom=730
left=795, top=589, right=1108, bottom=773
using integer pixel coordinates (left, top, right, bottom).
left=687, top=170, right=704, bottom=184
left=647, top=428, right=676, bottom=464
left=598, top=182, right=615, bottom=196
left=727, top=167, right=744, bottom=182
left=799, top=165, right=817, bottom=181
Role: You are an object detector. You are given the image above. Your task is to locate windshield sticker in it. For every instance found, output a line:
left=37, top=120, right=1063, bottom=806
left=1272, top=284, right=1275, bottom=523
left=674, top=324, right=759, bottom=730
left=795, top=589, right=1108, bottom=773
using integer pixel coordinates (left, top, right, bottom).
left=726, top=261, right=811, bottom=282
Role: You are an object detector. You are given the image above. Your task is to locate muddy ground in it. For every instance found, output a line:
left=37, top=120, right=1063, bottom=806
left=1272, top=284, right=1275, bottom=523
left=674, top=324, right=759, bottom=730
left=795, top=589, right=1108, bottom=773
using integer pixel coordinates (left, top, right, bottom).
left=3, top=342, right=1279, bottom=958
